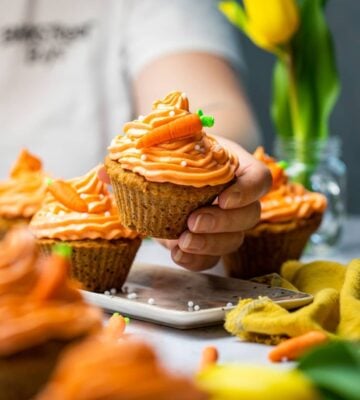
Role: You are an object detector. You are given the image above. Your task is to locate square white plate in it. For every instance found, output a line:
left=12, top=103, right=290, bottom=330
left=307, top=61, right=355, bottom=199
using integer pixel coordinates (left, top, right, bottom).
left=83, top=263, right=312, bottom=329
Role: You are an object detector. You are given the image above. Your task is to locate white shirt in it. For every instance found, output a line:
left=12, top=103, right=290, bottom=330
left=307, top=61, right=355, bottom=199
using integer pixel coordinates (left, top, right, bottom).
left=0, top=0, right=242, bottom=178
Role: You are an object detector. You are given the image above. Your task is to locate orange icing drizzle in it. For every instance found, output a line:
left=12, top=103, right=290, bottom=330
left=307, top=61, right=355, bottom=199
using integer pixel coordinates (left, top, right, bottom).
left=0, top=230, right=102, bottom=356
left=37, top=338, right=207, bottom=400
left=0, top=149, right=47, bottom=218
left=254, top=147, right=327, bottom=222
left=108, top=91, right=238, bottom=188
left=30, top=166, right=138, bottom=240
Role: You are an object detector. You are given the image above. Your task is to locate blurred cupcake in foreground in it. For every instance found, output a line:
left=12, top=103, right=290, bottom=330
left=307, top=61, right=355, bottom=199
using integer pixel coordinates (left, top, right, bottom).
left=106, top=91, right=238, bottom=239
left=30, top=166, right=141, bottom=292
left=223, top=147, right=327, bottom=279
left=37, top=314, right=207, bottom=400
left=0, top=149, right=47, bottom=237
left=0, top=229, right=102, bottom=400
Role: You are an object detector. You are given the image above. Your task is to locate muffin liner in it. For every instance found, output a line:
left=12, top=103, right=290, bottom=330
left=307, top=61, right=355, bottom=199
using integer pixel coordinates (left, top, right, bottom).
left=223, top=212, right=323, bottom=279
left=105, top=156, right=230, bottom=239
left=0, top=340, right=70, bottom=400
left=37, top=238, right=142, bottom=292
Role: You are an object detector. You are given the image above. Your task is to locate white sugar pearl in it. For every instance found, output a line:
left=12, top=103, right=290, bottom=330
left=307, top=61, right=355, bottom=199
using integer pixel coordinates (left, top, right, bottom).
left=141, top=154, right=147, bottom=161
left=194, top=144, right=201, bottom=151
left=58, top=210, right=65, bottom=216
left=104, top=211, right=110, bottom=217
left=110, top=288, right=117, bottom=295
left=194, top=305, right=200, bottom=311
left=169, top=110, right=175, bottom=117
left=148, top=298, right=155, bottom=305
left=104, top=290, right=110, bottom=296
left=180, top=160, right=187, bottom=167
left=226, top=302, right=233, bottom=308
left=127, top=293, right=137, bottom=300
left=82, top=213, right=89, bottom=219
left=187, top=301, right=194, bottom=308
left=80, top=193, right=86, bottom=199
left=181, top=92, right=187, bottom=99
left=138, top=115, right=145, bottom=121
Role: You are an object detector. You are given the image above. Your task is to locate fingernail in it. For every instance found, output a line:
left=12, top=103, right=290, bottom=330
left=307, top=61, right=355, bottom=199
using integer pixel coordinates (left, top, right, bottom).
left=223, top=192, right=241, bottom=209
left=191, top=213, right=215, bottom=232
left=180, top=233, right=205, bottom=251
left=173, top=248, right=193, bottom=264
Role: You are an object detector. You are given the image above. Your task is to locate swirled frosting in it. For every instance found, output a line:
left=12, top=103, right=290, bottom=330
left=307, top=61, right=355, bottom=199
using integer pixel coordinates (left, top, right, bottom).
left=254, top=147, right=327, bottom=223
left=0, top=229, right=102, bottom=356
left=0, top=149, right=47, bottom=218
left=37, top=337, right=207, bottom=400
left=0, top=228, right=38, bottom=297
left=30, top=166, right=138, bottom=240
left=108, top=91, right=238, bottom=187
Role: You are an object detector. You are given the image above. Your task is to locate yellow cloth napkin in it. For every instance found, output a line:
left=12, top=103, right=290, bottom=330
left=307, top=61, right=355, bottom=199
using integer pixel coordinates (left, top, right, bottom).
left=225, top=259, right=360, bottom=345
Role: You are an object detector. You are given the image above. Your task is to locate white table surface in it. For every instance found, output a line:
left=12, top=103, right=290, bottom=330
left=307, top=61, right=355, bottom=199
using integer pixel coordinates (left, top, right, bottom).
left=109, top=216, right=360, bottom=375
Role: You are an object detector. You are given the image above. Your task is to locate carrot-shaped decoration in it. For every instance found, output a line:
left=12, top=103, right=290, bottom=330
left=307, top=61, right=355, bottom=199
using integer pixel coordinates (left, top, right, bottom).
left=104, top=313, right=128, bottom=340
left=30, top=244, right=79, bottom=302
left=136, top=109, right=214, bottom=149
left=46, top=178, right=88, bottom=213
left=268, top=331, right=329, bottom=362
left=199, top=346, right=219, bottom=371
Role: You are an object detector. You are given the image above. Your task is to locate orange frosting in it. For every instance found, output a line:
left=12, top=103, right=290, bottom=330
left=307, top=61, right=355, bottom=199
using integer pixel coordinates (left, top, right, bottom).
left=108, top=91, right=238, bottom=188
left=37, top=336, right=207, bottom=400
left=0, top=228, right=38, bottom=297
left=254, top=147, right=327, bottom=223
left=30, top=166, right=138, bottom=240
left=0, top=229, right=102, bottom=356
left=0, top=149, right=47, bottom=218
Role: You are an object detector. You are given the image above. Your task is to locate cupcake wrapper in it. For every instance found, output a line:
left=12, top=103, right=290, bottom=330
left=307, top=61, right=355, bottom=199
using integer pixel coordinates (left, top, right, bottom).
left=223, top=213, right=323, bottom=279
left=105, top=157, right=229, bottom=239
left=0, top=340, right=68, bottom=400
left=38, top=238, right=142, bottom=293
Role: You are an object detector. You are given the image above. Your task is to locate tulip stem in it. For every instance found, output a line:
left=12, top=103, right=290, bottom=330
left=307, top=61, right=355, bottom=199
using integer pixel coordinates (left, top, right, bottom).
left=284, top=46, right=303, bottom=141
left=282, top=45, right=314, bottom=188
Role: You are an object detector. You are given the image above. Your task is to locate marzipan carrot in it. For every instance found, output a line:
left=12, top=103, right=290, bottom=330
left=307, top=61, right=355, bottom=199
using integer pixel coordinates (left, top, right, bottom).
left=10, top=149, right=42, bottom=177
left=47, top=178, right=88, bottom=212
left=30, top=244, right=80, bottom=302
left=104, top=313, right=127, bottom=340
left=136, top=109, right=214, bottom=149
left=268, top=331, right=329, bottom=362
left=199, top=345, right=219, bottom=371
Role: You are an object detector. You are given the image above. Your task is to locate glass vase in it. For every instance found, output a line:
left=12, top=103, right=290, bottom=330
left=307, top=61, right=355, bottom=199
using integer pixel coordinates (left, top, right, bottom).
left=275, top=136, right=346, bottom=252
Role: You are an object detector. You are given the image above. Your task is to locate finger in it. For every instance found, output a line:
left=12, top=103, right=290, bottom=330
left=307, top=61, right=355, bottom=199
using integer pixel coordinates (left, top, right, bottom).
left=216, top=144, right=272, bottom=210
left=156, top=238, right=178, bottom=250
left=171, top=246, right=219, bottom=271
left=187, top=202, right=260, bottom=233
left=178, top=231, right=244, bottom=256
left=97, top=165, right=111, bottom=184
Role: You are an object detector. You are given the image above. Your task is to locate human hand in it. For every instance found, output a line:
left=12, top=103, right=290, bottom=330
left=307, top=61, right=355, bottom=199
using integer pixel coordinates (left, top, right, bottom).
left=161, top=138, right=272, bottom=271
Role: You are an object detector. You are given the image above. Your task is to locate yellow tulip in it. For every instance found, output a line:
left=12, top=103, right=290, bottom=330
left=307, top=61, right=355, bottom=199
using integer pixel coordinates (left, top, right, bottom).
left=244, top=0, right=300, bottom=50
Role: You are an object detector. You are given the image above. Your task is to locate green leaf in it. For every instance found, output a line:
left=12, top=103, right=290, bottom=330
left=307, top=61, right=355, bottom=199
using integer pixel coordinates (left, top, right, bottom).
left=218, top=1, right=248, bottom=32
left=271, top=0, right=340, bottom=141
left=298, top=341, right=360, bottom=400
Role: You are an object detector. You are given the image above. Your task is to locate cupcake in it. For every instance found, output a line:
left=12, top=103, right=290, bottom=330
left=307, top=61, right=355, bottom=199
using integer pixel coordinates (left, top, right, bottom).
left=30, top=166, right=142, bottom=292
left=37, top=316, right=207, bottom=400
left=0, top=149, right=47, bottom=238
left=223, top=147, right=327, bottom=279
left=0, top=228, right=102, bottom=400
left=106, top=91, right=238, bottom=239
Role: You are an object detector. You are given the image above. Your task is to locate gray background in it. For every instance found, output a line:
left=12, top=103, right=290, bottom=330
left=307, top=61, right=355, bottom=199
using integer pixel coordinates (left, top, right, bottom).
left=240, top=0, right=359, bottom=214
